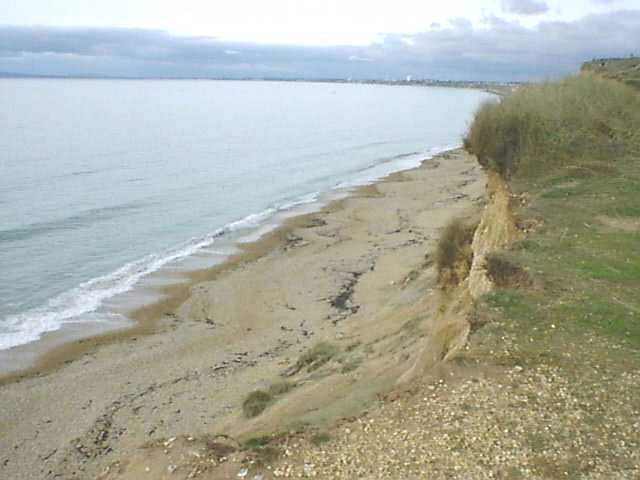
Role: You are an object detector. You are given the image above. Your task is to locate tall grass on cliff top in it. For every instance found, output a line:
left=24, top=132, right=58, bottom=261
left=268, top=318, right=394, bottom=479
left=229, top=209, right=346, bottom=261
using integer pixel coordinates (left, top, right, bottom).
left=464, top=75, right=640, bottom=178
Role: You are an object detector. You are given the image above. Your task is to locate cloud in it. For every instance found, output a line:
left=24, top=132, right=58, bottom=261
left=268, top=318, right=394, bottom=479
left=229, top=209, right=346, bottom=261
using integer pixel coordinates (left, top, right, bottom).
left=1, top=10, right=639, bottom=81
left=501, top=0, right=549, bottom=15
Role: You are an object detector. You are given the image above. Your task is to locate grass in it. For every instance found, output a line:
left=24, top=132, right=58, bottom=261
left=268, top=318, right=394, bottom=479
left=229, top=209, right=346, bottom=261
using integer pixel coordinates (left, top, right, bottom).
left=310, top=432, right=331, bottom=446
left=267, top=381, right=295, bottom=396
left=485, top=252, right=530, bottom=288
left=461, top=72, right=640, bottom=475
left=241, top=341, right=345, bottom=418
left=464, top=75, right=640, bottom=178
left=339, top=357, right=361, bottom=374
left=242, top=390, right=273, bottom=418
left=463, top=73, right=640, bottom=351
left=476, top=158, right=640, bottom=354
left=294, top=341, right=340, bottom=373
left=582, top=57, right=640, bottom=90
left=243, top=436, right=281, bottom=466
left=242, top=381, right=296, bottom=418
left=435, top=218, right=477, bottom=287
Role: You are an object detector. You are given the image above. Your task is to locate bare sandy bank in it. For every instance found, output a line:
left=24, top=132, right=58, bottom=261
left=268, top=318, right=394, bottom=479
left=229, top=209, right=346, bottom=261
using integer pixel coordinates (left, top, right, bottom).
left=0, top=149, right=485, bottom=480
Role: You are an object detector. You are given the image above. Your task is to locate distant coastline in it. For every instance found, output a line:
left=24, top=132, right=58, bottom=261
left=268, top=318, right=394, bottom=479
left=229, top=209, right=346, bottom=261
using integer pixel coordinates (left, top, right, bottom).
left=0, top=71, right=520, bottom=91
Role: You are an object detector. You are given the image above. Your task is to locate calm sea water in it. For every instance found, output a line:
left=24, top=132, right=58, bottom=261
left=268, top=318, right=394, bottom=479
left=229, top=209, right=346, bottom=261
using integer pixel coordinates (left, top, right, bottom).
left=0, top=79, right=490, bottom=352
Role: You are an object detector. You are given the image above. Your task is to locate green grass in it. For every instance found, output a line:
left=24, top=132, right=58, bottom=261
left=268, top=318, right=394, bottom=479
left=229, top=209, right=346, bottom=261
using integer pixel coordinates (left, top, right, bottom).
left=457, top=71, right=640, bottom=478
left=465, top=72, right=640, bottom=349
left=463, top=71, right=640, bottom=377
left=475, top=155, right=640, bottom=359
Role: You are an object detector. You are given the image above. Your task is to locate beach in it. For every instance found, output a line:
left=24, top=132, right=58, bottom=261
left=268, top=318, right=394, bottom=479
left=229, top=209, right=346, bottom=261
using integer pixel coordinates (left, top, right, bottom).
left=0, top=148, right=485, bottom=480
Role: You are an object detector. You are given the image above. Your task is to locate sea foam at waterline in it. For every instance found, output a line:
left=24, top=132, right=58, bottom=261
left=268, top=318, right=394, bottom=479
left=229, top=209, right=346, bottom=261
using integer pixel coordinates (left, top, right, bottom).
left=0, top=79, right=492, bottom=353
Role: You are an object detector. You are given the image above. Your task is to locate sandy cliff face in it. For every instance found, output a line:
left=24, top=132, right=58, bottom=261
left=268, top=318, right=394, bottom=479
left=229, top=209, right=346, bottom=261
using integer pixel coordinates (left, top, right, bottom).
left=399, top=167, right=520, bottom=384
left=467, top=169, right=521, bottom=300
left=436, top=168, right=521, bottom=362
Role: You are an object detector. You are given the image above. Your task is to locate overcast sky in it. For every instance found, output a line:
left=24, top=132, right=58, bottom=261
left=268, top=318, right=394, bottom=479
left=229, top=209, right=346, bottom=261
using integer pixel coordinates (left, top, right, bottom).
left=1, top=0, right=639, bottom=80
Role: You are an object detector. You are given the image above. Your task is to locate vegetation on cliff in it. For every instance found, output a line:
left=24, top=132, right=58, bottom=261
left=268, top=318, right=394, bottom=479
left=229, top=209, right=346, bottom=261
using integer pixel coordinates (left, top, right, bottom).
left=464, top=74, right=640, bottom=178
left=581, top=57, right=640, bottom=90
left=454, top=71, right=640, bottom=476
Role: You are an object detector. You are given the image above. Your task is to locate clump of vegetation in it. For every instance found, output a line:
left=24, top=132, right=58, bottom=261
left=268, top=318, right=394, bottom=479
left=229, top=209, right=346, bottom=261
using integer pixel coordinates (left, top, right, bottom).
left=203, top=434, right=238, bottom=460
left=485, top=253, right=530, bottom=288
left=242, top=381, right=296, bottom=418
left=243, top=436, right=281, bottom=466
left=339, top=357, right=361, bottom=374
left=266, top=381, right=295, bottom=396
left=242, top=390, right=273, bottom=418
left=464, top=75, right=640, bottom=178
left=310, top=432, right=331, bottom=446
left=295, top=341, right=340, bottom=372
left=436, top=218, right=477, bottom=287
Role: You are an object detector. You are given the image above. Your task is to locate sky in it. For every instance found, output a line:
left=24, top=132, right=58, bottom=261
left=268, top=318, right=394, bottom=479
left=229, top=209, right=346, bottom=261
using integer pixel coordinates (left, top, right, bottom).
left=1, top=0, right=639, bottom=80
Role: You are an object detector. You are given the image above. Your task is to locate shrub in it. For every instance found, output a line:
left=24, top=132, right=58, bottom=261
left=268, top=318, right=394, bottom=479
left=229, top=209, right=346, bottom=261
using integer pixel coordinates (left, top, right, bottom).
left=243, top=436, right=281, bottom=465
left=310, top=432, right=331, bottom=446
left=485, top=253, right=530, bottom=288
left=242, top=390, right=273, bottom=418
left=242, top=382, right=296, bottom=418
left=267, top=381, right=295, bottom=396
left=464, top=75, right=640, bottom=178
left=436, top=218, right=477, bottom=287
left=295, top=342, right=339, bottom=372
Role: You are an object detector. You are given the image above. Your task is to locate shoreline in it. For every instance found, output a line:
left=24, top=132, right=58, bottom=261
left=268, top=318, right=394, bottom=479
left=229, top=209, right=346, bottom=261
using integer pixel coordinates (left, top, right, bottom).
left=0, top=199, right=342, bottom=385
left=0, top=148, right=486, bottom=480
left=0, top=147, right=453, bottom=383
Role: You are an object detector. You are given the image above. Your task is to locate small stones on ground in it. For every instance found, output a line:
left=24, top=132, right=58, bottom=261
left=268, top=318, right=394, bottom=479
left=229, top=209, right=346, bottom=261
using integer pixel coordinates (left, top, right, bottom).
left=265, top=362, right=640, bottom=479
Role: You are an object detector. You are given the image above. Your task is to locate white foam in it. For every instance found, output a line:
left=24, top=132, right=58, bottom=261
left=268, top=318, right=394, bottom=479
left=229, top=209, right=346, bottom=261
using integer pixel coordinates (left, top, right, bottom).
left=0, top=143, right=460, bottom=351
left=334, top=144, right=458, bottom=190
left=0, top=205, right=288, bottom=351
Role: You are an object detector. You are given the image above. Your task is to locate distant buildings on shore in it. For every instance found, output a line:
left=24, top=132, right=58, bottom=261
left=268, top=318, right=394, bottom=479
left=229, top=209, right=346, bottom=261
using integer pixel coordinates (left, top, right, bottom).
left=0, top=71, right=521, bottom=93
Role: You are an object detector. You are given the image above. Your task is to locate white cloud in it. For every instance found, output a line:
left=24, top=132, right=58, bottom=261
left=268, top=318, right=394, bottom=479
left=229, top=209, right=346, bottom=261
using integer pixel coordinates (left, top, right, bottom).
left=501, top=0, right=550, bottom=15
left=1, top=10, right=639, bottom=81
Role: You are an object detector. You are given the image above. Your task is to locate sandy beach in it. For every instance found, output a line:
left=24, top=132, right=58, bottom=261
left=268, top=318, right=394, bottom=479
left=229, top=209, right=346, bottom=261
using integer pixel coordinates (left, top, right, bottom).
left=0, top=149, right=485, bottom=480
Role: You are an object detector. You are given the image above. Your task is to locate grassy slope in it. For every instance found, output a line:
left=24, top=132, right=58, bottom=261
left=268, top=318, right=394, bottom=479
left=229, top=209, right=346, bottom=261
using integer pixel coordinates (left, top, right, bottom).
left=464, top=74, right=640, bottom=476
left=582, top=57, right=640, bottom=90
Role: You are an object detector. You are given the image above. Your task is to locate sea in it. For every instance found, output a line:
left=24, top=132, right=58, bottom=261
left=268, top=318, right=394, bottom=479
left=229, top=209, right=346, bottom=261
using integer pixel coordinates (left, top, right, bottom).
left=0, top=79, right=491, bottom=365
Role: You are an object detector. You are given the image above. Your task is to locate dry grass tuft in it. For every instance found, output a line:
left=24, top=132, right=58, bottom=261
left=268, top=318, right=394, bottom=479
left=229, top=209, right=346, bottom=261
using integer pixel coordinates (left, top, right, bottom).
left=294, top=342, right=340, bottom=372
left=242, top=390, right=273, bottom=418
left=464, top=75, right=640, bottom=178
left=485, top=253, right=531, bottom=289
left=242, top=382, right=296, bottom=418
left=436, top=218, right=477, bottom=287
left=267, top=381, right=295, bottom=396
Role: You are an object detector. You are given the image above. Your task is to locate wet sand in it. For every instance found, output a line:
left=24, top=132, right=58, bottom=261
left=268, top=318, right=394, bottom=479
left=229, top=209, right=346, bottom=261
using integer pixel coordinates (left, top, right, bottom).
left=0, top=149, right=485, bottom=480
